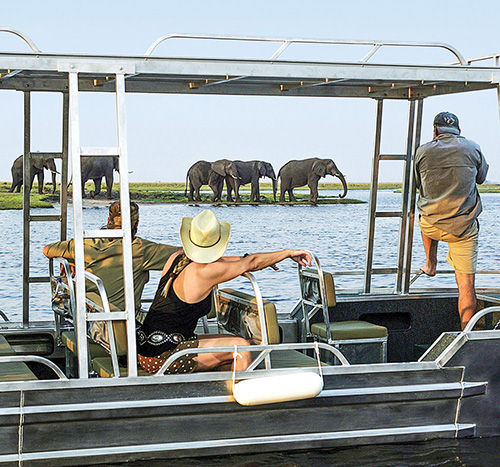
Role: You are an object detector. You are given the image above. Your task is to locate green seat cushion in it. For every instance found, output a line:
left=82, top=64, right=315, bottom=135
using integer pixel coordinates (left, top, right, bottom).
left=311, top=321, right=388, bottom=340
left=259, top=350, right=325, bottom=369
left=61, top=331, right=110, bottom=358
left=0, top=334, right=14, bottom=356
left=0, top=334, right=38, bottom=382
left=92, top=357, right=150, bottom=378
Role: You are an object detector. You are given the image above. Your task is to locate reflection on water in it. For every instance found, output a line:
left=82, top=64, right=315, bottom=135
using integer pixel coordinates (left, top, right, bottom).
left=0, top=190, right=499, bottom=322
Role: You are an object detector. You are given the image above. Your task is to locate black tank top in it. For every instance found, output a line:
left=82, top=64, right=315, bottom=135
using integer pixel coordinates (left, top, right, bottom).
left=137, top=254, right=212, bottom=356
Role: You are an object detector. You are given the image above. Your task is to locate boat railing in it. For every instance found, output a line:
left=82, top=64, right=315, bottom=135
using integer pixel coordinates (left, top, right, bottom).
left=0, top=355, right=67, bottom=380
left=464, top=306, right=500, bottom=332
left=0, top=27, right=41, bottom=53
left=144, top=33, right=467, bottom=65
left=49, top=257, right=122, bottom=377
left=155, top=342, right=349, bottom=377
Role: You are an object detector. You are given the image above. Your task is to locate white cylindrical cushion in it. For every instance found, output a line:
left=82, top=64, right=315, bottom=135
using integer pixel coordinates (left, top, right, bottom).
left=233, top=371, right=323, bottom=406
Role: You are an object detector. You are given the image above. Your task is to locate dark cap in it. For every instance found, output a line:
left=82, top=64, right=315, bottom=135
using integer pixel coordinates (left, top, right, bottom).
left=433, top=111, right=460, bottom=135
left=107, top=201, right=139, bottom=230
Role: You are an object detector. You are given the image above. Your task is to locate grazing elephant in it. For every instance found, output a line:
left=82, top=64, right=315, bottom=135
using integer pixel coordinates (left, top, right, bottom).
left=81, top=156, right=119, bottom=199
left=10, top=154, right=58, bottom=194
left=226, top=160, right=278, bottom=202
left=278, top=157, right=347, bottom=203
left=184, top=159, right=239, bottom=202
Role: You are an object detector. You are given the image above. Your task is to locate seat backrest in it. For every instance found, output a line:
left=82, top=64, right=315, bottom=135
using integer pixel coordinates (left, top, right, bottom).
left=299, top=268, right=336, bottom=308
left=215, top=288, right=280, bottom=345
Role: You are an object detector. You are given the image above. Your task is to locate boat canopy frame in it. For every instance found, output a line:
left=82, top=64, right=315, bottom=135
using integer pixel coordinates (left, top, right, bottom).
left=1, top=28, right=500, bottom=376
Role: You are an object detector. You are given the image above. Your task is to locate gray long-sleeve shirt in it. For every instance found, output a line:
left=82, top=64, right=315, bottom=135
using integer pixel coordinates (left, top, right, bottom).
left=415, top=133, right=489, bottom=237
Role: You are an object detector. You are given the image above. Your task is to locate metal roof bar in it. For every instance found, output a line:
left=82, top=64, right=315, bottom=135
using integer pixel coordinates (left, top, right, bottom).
left=144, top=33, right=467, bottom=65
left=0, top=27, right=41, bottom=53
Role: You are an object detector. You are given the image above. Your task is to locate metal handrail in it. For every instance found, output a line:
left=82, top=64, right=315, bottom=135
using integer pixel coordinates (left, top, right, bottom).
left=154, top=342, right=350, bottom=376
left=144, top=33, right=467, bottom=65
left=0, top=27, right=41, bottom=53
left=0, top=355, right=67, bottom=380
left=464, top=306, right=500, bottom=332
left=215, top=271, right=271, bottom=368
left=298, top=252, right=332, bottom=341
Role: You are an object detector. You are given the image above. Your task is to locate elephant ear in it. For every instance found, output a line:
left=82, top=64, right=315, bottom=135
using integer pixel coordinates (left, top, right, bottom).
left=312, top=160, right=327, bottom=177
left=257, top=162, right=266, bottom=176
left=211, top=160, right=226, bottom=177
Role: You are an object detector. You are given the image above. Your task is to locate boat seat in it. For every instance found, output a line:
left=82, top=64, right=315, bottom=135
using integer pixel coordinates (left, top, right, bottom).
left=299, top=263, right=388, bottom=363
left=216, top=288, right=320, bottom=369
left=310, top=321, right=388, bottom=340
left=61, top=330, right=110, bottom=358
left=0, top=334, right=37, bottom=382
left=92, top=357, right=150, bottom=378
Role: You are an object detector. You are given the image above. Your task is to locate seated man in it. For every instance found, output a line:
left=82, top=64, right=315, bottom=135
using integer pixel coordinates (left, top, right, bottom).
left=43, top=201, right=180, bottom=316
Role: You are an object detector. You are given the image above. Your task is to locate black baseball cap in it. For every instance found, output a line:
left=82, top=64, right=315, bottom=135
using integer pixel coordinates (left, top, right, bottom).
left=434, top=111, right=460, bottom=135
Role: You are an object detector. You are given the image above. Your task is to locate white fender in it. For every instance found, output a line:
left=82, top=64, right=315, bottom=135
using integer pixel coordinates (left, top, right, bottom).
left=233, top=371, right=323, bottom=406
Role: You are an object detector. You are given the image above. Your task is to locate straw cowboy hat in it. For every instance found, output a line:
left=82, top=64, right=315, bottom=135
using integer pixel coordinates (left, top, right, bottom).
left=180, top=209, right=231, bottom=263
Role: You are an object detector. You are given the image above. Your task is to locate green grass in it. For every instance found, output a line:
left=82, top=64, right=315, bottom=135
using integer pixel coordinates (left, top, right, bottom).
left=0, top=192, right=53, bottom=210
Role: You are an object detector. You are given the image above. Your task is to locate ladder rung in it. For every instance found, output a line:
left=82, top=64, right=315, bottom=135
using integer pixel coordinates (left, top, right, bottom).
left=375, top=211, right=403, bottom=218
left=371, top=268, right=398, bottom=274
left=378, top=154, right=407, bottom=161
left=28, top=276, right=50, bottom=283
left=84, top=229, right=123, bottom=239
left=80, top=147, right=119, bottom=157
left=29, top=152, right=63, bottom=160
left=29, top=215, right=61, bottom=222
left=86, top=312, right=128, bottom=321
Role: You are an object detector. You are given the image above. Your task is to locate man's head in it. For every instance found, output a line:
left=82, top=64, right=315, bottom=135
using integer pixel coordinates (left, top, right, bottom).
left=107, top=201, right=139, bottom=237
left=433, top=111, right=460, bottom=136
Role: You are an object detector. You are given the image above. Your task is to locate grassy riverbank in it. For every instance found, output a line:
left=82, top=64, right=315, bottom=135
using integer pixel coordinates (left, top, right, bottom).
left=1, top=181, right=498, bottom=209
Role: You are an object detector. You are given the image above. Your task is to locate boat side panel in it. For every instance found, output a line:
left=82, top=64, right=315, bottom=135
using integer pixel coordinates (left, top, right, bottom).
left=447, top=335, right=500, bottom=436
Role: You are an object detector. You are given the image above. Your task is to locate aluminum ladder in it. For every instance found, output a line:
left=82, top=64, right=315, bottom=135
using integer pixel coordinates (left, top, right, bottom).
left=363, top=99, right=424, bottom=294
left=22, top=91, right=69, bottom=328
left=68, top=71, right=137, bottom=378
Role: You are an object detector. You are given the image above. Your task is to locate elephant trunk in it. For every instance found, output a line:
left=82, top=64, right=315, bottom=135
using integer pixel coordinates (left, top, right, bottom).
left=336, top=172, right=348, bottom=198
left=51, top=170, right=57, bottom=194
left=271, top=177, right=277, bottom=201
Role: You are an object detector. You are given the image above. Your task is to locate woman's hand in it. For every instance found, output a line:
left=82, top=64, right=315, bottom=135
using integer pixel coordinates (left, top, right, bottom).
left=288, top=250, right=312, bottom=267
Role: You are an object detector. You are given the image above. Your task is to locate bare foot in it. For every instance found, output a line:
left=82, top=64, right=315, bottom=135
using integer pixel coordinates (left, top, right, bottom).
left=420, top=262, right=436, bottom=277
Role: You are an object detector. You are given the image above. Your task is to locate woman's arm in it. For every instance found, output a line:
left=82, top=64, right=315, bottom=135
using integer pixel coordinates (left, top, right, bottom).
left=194, top=249, right=312, bottom=290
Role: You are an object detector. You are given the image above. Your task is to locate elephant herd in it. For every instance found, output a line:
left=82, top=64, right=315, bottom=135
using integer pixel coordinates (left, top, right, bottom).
left=8, top=155, right=118, bottom=199
left=186, top=158, right=347, bottom=203
left=7, top=154, right=348, bottom=204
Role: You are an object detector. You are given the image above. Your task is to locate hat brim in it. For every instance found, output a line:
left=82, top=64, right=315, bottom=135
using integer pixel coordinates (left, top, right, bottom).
left=180, top=217, right=231, bottom=263
left=435, top=125, right=460, bottom=135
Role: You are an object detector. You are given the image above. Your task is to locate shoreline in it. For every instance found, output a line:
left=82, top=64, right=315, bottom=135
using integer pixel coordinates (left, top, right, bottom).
left=1, top=181, right=499, bottom=210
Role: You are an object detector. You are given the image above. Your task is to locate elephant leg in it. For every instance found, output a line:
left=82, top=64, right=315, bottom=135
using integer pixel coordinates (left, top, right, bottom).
left=28, top=171, right=36, bottom=193
left=93, top=178, right=102, bottom=197
left=188, top=183, right=195, bottom=202
left=81, top=177, right=87, bottom=198
left=209, top=180, right=219, bottom=202
left=308, top=179, right=319, bottom=203
left=194, top=185, right=202, bottom=201
left=288, top=188, right=296, bottom=202
left=37, top=171, right=44, bottom=194
left=226, top=180, right=233, bottom=202
left=279, top=184, right=286, bottom=202
left=105, top=174, right=113, bottom=199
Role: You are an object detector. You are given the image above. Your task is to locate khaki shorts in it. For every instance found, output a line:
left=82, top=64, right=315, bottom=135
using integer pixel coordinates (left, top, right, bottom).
left=418, top=217, right=479, bottom=274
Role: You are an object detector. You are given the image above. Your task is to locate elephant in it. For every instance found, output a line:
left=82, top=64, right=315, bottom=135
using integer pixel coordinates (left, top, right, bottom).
left=185, top=159, right=239, bottom=202
left=81, top=156, right=119, bottom=199
left=10, top=154, right=58, bottom=194
left=278, top=157, right=347, bottom=203
left=225, top=160, right=278, bottom=202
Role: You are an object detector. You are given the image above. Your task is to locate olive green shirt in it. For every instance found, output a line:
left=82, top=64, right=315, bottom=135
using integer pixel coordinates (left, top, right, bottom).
left=415, top=133, right=488, bottom=236
left=45, top=237, right=177, bottom=312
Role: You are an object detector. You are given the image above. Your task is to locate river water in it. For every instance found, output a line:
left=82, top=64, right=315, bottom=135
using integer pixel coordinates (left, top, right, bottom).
left=0, top=190, right=499, bottom=465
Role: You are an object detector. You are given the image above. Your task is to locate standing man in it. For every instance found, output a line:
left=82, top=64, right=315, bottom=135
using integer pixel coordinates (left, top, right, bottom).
left=414, top=112, right=488, bottom=329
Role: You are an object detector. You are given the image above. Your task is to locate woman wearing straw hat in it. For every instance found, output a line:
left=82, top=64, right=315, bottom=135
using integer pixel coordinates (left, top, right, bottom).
left=137, top=209, right=312, bottom=374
